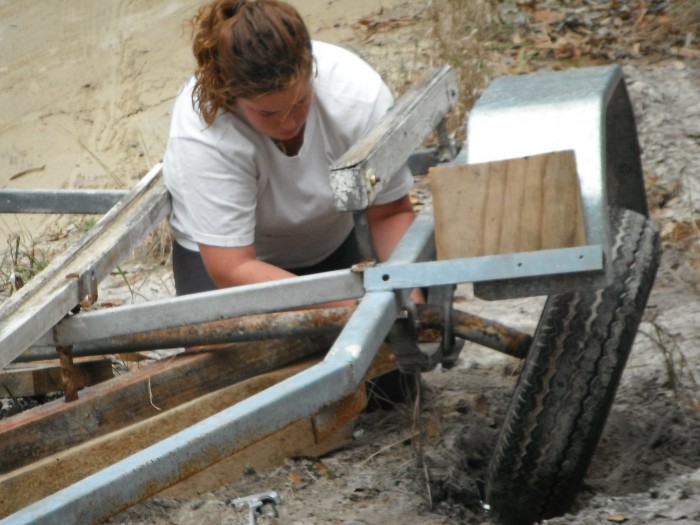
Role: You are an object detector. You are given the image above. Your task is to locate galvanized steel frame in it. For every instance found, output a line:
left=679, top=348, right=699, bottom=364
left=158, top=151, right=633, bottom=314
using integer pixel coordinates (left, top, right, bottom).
left=0, top=64, right=641, bottom=524
left=0, top=164, right=170, bottom=369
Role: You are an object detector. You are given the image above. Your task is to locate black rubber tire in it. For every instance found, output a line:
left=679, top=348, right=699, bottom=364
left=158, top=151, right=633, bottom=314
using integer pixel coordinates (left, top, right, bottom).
left=485, top=207, right=661, bottom=525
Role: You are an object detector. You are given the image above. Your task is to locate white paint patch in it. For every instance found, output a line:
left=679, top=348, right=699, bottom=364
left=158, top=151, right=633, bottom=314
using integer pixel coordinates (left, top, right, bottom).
left=345, top=344, right=363, bottom=359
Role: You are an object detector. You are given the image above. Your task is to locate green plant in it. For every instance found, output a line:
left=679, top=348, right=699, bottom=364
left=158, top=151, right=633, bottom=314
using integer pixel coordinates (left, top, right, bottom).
left=1, top=234, right=50, bottom=297
left=72, top=217, right=97, bottom=234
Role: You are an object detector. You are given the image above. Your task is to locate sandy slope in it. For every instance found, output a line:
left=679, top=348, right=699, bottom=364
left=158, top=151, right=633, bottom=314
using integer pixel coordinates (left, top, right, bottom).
left=0, top=0, right=400, bottom=239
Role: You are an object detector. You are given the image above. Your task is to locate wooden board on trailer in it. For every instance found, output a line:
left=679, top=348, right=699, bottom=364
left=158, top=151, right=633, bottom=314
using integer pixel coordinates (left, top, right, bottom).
left=0, top=359, right=113, bottom=398
left=0, top=346, right=396, bottom=516
left=429, top=150, right=587, bottom=260
left=0, top=335, right=336, bottom=475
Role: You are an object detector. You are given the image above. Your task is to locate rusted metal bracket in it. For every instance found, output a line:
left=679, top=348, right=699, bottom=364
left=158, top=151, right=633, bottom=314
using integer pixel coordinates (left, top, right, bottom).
left=56, top=346, right=78, bottom=402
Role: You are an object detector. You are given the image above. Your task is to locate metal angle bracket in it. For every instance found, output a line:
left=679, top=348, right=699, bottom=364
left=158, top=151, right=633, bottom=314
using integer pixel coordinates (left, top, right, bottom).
left=363, top=244, right=606, bottom=292
left=367, top=244, right=605, bottom=372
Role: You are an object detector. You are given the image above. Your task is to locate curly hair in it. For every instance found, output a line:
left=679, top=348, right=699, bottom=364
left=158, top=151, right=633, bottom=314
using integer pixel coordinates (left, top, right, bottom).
left=191, top=0, right=313, bottom=125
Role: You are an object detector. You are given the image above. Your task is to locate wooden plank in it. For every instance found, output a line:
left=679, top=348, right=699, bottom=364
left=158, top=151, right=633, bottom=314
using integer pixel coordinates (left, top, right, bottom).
left=0, top=362, right=310, bottom=517
left=162, top=385, right=367, bottom=498
left=0, top=348, right=395, bottom=515
left=0, top=360, right=113, bottom=397
left=429, top=150, right=586, bottom=259
left=0, top=335, right=335, bottom=474
left=0, top=164, right=169, bottom=369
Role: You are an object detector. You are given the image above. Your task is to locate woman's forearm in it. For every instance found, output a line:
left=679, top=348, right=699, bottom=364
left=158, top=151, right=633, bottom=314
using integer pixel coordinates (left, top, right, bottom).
left=366, top=195, right=415, bottom=262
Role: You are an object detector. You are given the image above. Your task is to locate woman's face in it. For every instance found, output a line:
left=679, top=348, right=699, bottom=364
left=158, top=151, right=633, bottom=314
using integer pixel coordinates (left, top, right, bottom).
left=237, top=80, right=314, bottom=142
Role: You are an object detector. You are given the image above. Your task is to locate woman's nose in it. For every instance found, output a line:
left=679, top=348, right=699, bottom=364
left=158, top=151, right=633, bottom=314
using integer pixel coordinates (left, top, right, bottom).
left=279, top=115, right=297, bottom=132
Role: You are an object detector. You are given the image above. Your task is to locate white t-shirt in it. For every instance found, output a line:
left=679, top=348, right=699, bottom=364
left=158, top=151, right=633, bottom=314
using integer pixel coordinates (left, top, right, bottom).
left=163, top=41, right=413, bottom=269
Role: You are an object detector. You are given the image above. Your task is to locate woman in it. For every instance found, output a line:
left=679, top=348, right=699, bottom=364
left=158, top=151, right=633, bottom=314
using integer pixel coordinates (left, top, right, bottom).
left=163, top=0, right=416, bottom=299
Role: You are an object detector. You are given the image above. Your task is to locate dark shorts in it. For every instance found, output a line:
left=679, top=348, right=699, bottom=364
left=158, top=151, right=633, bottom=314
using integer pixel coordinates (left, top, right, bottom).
left=172, top=231, right=362, bottom=296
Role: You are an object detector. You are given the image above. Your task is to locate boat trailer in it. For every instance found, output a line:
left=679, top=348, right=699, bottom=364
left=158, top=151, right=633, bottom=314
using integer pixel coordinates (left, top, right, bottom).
left=0, top=63, right=659, bottom=525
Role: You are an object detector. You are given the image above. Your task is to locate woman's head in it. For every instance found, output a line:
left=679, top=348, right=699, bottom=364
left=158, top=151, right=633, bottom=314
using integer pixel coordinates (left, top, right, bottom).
left=191, top=0, right=313, bottom=125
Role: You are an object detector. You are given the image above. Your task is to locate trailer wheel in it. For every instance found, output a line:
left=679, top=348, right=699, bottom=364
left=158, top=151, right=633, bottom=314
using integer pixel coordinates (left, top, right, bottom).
left=485, top=207, right=661, bottom=525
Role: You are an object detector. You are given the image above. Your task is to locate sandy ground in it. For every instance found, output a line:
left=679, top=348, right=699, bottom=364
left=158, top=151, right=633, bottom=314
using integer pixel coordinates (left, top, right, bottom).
left=2, top=1, right=700, bottom=524
left=0, top=0, right=406, bottom=240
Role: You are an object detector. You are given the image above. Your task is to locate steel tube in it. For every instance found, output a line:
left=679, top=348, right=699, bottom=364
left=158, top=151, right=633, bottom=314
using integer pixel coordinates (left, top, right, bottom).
left=1, top=292, right=398, bottom=525
left=35, top=270, right=365, bottom=349
left=1, top=207, right=434, bottom=525
left=451, top=309, right=531, bottom=359
left=22, top=303, right=532, bottom=363
left=0, top=189, right=127, bottom=214
left=23, top=307, right=357, bottom=360
left=2, top=360, right=352, bottom=525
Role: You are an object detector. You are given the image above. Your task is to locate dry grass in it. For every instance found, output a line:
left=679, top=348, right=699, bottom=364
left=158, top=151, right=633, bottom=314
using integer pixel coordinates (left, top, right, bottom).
left=665, top=0, right=700, bottom=47
left=0, top=234, right=49, bottom=298
left=426, top=0, right=498, bottom=140
left=641, top=320, right=700, bottom=411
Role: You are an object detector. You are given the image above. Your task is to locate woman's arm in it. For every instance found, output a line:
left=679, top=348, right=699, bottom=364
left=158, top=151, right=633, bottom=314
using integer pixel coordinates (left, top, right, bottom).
left=198, top=243, right=357, bottom=307
left=366, top=194, right=424, bottom=303
left=366, top=194, right=415, bottom=262
left=199, top=244, right=295, bottom=288
left=197, top=193, right=416, bottom=302
left=200, top=193, right=416, bottom=287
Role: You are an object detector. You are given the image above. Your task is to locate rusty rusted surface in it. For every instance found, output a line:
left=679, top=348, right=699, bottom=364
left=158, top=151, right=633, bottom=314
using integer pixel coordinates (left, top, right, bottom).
left=414, top=304, right=531, bottom=358
left=312, top=386, right=368, bottom=443
left=57, top=346, right=79, bottom=402
left=45, top=303, right=530, bottom=361
left=450, top=309, right=531, bottom=359
left=81, top=307, right=355, bottom=354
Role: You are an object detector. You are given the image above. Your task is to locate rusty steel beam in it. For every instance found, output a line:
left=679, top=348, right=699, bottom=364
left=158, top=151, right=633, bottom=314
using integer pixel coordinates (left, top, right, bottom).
left=417, top=305, right=532, bottom=359
left=22, top=305, right=531, bottom=362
